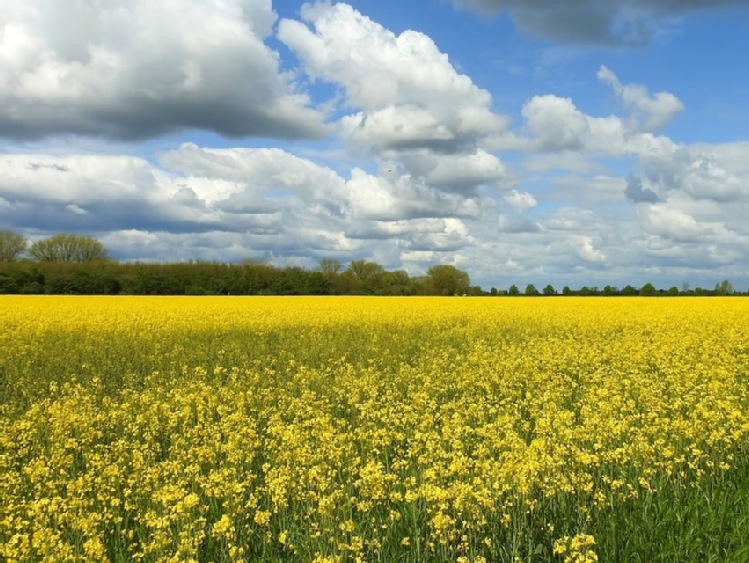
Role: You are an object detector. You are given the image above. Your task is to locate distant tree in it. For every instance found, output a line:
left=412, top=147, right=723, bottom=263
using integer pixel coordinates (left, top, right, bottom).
left=715, top=279, right=734, bottom=296
left=562, top=286, right=572, bottom=296
left=347, top=260, right=384, bottom=282
left=317, top=258, right=342, bottom=275
left=542, top=284, right=556, bottom=296
left=0, top=231, right=27, bottom=261
left=381, top=270, right=414, bottom=295
left=490, top=287, right=498, bottom=296
left=524, top=283, right=540, bottom=296
left=346, top=260, right=385, bottom=294
left=681, top=282, right=691, bottom=294
left=466, top=285, right=484, bottom=296
left=639, top=282, right=657, bottom=296
left=621, top=284, right=638, bottom=296
left=667, top=286, right=679, bottom=296
left=426, top=264, right=470, bottom=296
left=602, top=285, right=618, bottom=296
left=29, top=234, right=108, bottom=262
left=508, top=284, right=520, bottom=295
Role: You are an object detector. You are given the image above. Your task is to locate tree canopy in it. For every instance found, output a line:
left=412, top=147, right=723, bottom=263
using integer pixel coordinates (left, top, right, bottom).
left=29, top=234, right=109, bottom=263
left=0, top=231, right=27, bottom=261
left=426, top=265, right=470, bottom=296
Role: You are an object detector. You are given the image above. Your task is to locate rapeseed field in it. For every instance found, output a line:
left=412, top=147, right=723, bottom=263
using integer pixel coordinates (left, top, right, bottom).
left=2, top=296, right=749, bottom=562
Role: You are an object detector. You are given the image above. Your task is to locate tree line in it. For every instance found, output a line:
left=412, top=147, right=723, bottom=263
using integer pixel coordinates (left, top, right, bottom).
left=0, top=231, right=742, bottom=296
left=491, top=280, right=740, bottom=297
left=0, top=232, right=473, bottom=296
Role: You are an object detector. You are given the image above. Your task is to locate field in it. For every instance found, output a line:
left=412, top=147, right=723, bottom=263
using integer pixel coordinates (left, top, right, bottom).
left=2, top=296, right=749, bottom=562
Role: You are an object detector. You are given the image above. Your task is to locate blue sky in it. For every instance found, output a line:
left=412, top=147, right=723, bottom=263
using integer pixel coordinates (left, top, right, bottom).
left=2, top=0, right=749, bottom=290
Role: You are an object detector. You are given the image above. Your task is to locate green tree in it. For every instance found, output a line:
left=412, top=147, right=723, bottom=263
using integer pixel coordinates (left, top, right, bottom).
left=508, top=284, right=520, bottom=295
left=381, top=270, right=414, bottom=295
left=317, top=258, right=342, bottom=276
left=621, top=284, right=638, bottom=296
left=346, top=260, right=385, bottom=294
left=29, top=234, right=109, bottom=262
left=602, top=285, right=618, bottom=296
left=524, top=283, right=539, bottom=296
left=562, top=286, right=573, bottom=296
left=347, top=260, right=384, bottom=282
left=542, top=284, right=556, bottom=296
left=639, top=282, right=657, bottom=296
left=715, top=279, right=734, bottom=296
left=0, top=231, right=27, bottom=261
left=425, top=264, right=470, bottom=296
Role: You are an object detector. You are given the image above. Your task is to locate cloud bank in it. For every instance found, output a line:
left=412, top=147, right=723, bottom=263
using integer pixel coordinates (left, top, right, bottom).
left=1, top=1, right=749, bottom=289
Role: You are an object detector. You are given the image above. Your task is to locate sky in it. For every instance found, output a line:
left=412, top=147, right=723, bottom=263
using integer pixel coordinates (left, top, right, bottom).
left=2, top=0, right=749, bottom=290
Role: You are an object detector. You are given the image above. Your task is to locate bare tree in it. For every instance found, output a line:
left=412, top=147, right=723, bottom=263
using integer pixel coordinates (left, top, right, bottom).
left=29, top=234, right=108, bottom=262
left=0, top=231, right=27, bottom=261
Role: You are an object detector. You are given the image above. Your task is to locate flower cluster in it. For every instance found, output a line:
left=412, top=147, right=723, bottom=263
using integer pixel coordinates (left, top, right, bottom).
left=2, top=296, right=749, bottom=561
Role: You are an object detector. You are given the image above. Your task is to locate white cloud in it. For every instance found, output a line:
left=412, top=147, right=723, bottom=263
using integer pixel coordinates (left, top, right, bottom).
left=345, top=169, right=483, bottom=221
left=631, top=135, right=747, bottom=202
left=393, top=149, right=514, bottom=194
left=570, top=235, right=607, bottom=263
left=159, top=142, right=348, bottom=208
left=278, top=2, right=508, bottom=151
left=504, top=190, right=537, bottom=212
left=598, top=66, right=684, bottom=132
left=0, top=0, right=326, bottom=140
left=640, top=204, right=713, bottom=242
left=519, top=95, right=626, bottom=153
left=2, top=2, right=749, bottom=290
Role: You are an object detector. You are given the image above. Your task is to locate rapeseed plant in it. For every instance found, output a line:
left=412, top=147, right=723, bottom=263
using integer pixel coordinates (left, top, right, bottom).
left=2, top=296, right=749, bottom=561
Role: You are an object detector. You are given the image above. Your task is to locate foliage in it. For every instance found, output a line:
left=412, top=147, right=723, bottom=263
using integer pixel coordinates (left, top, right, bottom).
left=425, top=264, right=470, bottom=296
left=525, top=283, right=540, bottom=296
left=3, top=297, right=749, bottom=561
left=0, top=231, right=745, bottom=296
left=639, top=282, right=657, bottom=296
left=28, top=233, right=108, bottom=262
left=317, top=258, right=343, bottom=275
left=0, top=231, right=27, bottom=262
left=715, top=279, right=735, bottom=296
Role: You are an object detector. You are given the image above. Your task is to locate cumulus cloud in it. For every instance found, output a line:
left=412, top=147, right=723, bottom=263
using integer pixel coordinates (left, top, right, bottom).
left=0, top=144, right=489, bottom=268
left=159, top=143, right=348, bottom=211
left=451, top=0, right=746, bottom=45
left=277, top=1, right=513, bottom=226
left=641, top=204, right=713, bottom=243
left=498, top=214, right=540, bottom=233
left=3, top=3, right=749, bottom=289
left=0, top=0, right=326, bottom=140
left=518, top=95, right=626, bottom=153
left=624, top=176, right=661, bottom=203
left=504, top=190, right=537, bottom=212
left=500, top=68, right=679, bottom=155
left=345, top=169, right=483, bottom=221
left=569, top=235, right=607, bottom=264
left=278, top=2, right=508, bottom=152
left=391, top=149, right=514, bottom=195
left=598, top=66, right=683, bottom=132
left=631, top=135, right=747, bottom=202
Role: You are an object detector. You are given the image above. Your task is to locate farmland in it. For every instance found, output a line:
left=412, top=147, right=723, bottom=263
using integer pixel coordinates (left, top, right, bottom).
left=2, top=296, right=749, bottom=561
